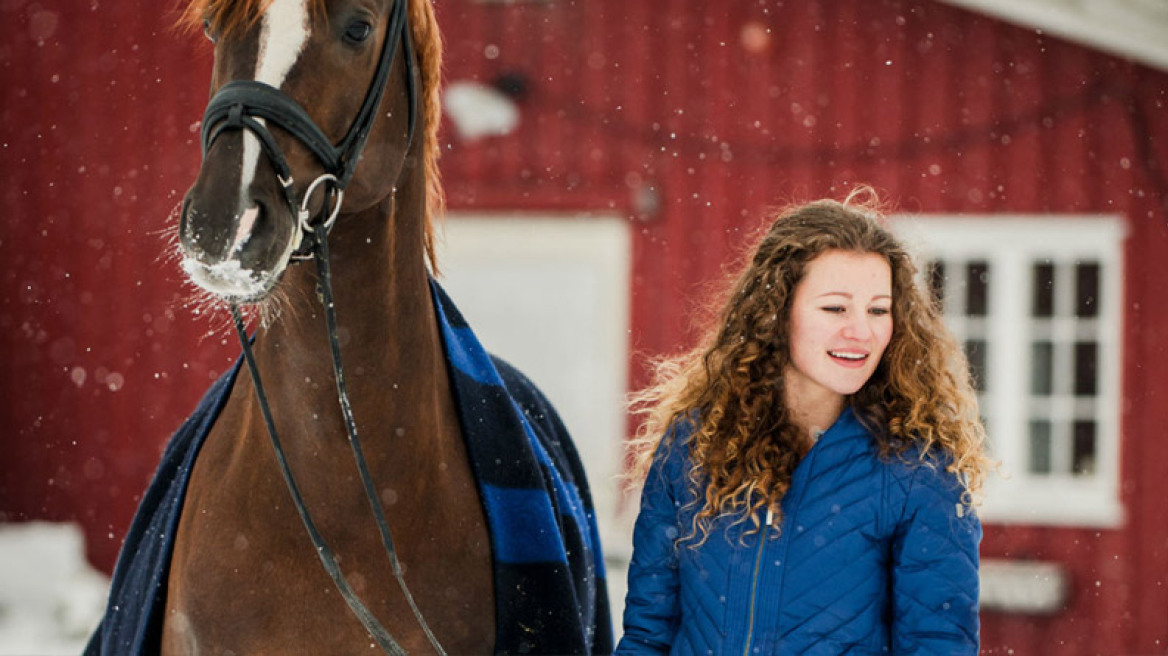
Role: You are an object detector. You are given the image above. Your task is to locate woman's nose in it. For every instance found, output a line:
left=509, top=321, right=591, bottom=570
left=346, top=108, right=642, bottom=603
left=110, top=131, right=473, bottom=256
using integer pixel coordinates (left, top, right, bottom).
left=843, top=314, right=873, bottom=340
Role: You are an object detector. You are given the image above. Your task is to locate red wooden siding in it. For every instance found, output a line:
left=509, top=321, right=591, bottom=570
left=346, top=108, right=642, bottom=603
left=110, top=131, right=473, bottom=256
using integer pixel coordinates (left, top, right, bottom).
left=0, top=0, right=234, bottom=571
left=1, top=0, right=1165, bottom=650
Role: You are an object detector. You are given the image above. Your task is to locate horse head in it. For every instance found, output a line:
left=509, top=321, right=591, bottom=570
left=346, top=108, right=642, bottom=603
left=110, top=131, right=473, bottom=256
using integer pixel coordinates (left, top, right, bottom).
left=178, top=0, right=442, bottom=304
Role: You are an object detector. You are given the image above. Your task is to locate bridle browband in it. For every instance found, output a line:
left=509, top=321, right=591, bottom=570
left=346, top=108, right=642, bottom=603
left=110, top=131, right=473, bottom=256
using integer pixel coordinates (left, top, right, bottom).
left=196, top=2, right=443, bottom=654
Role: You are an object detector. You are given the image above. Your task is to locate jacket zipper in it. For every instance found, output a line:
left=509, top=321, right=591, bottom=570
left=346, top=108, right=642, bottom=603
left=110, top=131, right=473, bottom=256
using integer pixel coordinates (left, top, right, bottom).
left=742, top=507, right=773, bottom=656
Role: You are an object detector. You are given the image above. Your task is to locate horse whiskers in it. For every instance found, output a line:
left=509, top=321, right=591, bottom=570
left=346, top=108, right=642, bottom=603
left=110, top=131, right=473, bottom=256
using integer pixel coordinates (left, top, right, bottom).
left=164, top=252, right=306, bottom=338
left=156, top=206, right=238, bottom=342
left=175, top=286, right=239, bottom=343
left=154, top=203, right=186, bottom=269
left=254, top=285, right=290, bottom=328
left=161, top=201, right=296, bottom=332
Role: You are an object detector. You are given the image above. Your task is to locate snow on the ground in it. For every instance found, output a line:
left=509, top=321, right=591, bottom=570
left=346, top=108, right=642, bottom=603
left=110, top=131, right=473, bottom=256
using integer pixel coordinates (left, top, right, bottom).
left=0, top=522, right=109, bottom=656
left=0, top=520, right=629, bottom=652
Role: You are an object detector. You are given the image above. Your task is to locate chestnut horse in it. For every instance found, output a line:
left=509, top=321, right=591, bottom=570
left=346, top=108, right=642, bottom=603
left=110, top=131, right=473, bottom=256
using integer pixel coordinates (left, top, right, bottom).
left=167, top=0, right=487, bottom=652
left=84, top=0, right=610, bottom=654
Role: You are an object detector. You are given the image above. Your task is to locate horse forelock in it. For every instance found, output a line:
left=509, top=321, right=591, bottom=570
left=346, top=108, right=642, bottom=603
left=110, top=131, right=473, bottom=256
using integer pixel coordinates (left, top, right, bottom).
left=180, top=0, right=325, bottom=40
left=180, top=0, right=444, bottom=272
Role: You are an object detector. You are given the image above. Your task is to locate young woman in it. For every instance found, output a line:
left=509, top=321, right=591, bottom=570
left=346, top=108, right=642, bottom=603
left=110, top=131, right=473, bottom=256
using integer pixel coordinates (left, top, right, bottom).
left=617, top=189, right=991, bottom=654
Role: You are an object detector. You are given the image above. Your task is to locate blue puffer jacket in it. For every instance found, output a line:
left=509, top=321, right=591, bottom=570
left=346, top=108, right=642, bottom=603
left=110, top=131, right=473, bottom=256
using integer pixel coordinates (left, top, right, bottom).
left=616, top=408, right=980, bottom=655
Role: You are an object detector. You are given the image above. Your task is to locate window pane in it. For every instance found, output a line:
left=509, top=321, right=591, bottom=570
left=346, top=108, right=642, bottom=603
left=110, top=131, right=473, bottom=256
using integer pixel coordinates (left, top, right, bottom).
left=1076, top=261, right=1100, bottom=318
left=1074, top=341, right=1098, bottom=396
left=965, top=339, right=987, bottom=392
left=966, top=261, right=989, bottom=317
left=1031, top=341, right=1054, bottom=396
left=928, top=260, right=945, bottom=313
left=1073, top=421, right=1097, bottom=476
left=1029, top=420, right=1052, bottom=474
left=1032, top=261, right=1055, bottom=318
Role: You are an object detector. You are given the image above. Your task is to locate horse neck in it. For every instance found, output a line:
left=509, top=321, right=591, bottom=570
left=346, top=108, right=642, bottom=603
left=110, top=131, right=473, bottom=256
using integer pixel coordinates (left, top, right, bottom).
left=250, top=170, right=453, bottom=458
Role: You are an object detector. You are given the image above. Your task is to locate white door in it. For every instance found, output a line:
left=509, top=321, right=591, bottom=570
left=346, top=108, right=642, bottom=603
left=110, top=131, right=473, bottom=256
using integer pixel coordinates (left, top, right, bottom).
left=438, top=214, right=632, bottom=559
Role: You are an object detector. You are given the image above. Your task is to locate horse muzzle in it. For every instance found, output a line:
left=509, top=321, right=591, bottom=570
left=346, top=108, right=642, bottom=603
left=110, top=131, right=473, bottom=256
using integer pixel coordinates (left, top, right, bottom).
left=178, top=167, right=301, bottom=303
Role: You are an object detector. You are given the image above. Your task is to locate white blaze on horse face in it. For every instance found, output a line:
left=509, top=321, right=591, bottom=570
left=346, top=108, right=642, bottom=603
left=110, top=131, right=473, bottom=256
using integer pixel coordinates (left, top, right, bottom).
left=238, top=0, right=310, bottom=213
left=185, top=0, right=309, bottom=300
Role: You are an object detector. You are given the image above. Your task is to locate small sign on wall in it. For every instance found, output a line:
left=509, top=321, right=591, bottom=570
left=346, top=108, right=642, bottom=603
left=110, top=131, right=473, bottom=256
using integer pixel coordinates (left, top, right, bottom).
left=980, top=558, right=1068, bottom=614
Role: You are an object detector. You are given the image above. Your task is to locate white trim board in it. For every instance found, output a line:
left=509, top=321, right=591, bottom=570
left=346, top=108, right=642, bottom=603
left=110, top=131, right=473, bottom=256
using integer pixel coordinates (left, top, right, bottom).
left=936, top=0, right=1168, bottom=72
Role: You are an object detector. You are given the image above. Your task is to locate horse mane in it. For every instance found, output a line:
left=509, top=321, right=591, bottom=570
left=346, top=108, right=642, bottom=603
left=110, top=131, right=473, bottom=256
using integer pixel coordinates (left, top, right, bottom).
left=179, top=0, right=444, bottom=272
left=409, top=0, right=443, bottom=273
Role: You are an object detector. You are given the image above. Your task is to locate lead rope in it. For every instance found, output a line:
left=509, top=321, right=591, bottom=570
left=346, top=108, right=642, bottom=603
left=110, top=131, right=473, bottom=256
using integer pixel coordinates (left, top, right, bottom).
left=229, top=224, right=446, bottom=656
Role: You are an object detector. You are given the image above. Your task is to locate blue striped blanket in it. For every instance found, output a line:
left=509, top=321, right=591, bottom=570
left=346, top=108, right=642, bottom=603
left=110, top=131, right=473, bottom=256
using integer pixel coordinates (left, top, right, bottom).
left=85, top=280, right=613, bottom=654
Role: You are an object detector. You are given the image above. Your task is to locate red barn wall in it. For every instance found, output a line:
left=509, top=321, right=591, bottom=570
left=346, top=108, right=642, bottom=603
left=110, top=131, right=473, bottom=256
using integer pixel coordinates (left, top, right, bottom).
left=0, top=0, right=235, bottom=571
left=1, top=0, right=1166, bottom=651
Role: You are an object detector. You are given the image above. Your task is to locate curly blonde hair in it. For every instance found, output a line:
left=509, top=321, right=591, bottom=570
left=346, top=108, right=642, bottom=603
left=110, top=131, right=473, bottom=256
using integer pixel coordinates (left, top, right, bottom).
left=627, top=187, right=991, bottom=545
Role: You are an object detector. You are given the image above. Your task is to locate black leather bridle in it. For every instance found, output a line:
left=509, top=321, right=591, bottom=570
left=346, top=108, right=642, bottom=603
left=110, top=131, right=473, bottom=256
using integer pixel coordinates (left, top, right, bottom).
left=196, top=2, right=442, bottom=654
left=200, top=0, right=418, bottom=247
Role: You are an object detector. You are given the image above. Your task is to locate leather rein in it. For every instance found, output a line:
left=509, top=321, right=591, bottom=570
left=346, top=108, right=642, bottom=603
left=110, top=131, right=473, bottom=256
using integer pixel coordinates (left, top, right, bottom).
left=198, top=1, right=443, bottom=653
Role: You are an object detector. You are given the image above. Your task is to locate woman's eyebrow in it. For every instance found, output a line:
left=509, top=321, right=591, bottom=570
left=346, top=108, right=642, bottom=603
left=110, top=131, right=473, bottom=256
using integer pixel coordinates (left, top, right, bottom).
left=815, top=291, right=893, bottom=300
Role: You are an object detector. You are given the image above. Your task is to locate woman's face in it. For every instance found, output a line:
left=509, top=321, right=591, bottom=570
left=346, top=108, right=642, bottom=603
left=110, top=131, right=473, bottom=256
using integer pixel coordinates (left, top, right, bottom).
left=785, top=249, right=894, bottom=406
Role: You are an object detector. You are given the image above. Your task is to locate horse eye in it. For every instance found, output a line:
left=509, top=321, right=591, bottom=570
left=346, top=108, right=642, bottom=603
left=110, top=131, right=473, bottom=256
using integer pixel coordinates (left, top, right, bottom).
left=202, top=18, right=217, bottom=43
left=343, top=20, right=373, bottom=44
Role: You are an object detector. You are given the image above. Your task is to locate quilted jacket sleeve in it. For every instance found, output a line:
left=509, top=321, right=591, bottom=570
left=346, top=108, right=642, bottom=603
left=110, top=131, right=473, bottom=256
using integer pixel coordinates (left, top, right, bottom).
left=615, top=439, right=685, bottom=654
left=889, top=461, right=982, bottom=654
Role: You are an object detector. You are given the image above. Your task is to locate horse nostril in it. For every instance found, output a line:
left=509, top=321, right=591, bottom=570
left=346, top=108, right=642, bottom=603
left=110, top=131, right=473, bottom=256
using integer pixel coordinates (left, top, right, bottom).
left=179, top=196, right=217, bottom=263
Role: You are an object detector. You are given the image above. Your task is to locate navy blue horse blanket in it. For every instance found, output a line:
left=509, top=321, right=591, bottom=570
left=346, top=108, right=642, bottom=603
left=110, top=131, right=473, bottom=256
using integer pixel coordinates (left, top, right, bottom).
left=85, top=281, right=613, bottom=655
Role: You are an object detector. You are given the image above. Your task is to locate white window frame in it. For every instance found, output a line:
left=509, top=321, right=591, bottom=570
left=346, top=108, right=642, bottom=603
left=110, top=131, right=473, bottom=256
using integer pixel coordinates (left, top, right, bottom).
left=893, top=216, right=1127, bottom=527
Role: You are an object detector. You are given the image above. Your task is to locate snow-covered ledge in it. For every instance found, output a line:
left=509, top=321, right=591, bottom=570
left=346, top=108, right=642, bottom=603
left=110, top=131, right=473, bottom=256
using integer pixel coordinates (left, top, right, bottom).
left=937, top=0, right=1168, bottom=72
left=0, top=522, right=109, bottom=655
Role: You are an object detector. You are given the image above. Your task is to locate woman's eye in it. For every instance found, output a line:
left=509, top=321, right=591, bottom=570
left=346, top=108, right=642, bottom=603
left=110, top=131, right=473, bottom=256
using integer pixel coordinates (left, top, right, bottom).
left=821, top=306, right=846, bottom=314
left=869, top=307, right=891, bottom=316
left=344, top=20, right=373, bottom=44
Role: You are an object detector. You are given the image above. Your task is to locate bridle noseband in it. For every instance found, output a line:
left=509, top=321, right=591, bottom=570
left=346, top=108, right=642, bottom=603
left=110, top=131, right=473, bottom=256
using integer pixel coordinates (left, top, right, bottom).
left=195, top=2, right=443, bottom=654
